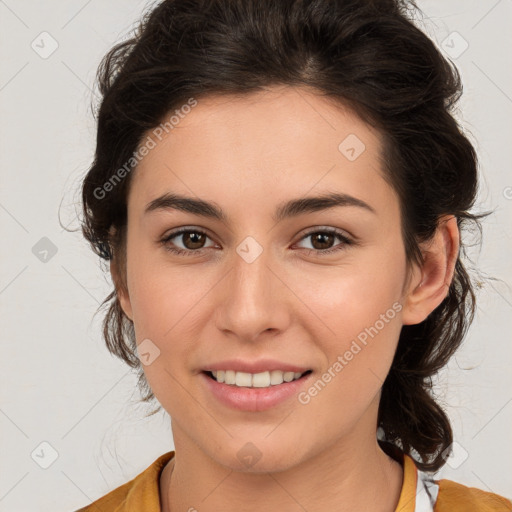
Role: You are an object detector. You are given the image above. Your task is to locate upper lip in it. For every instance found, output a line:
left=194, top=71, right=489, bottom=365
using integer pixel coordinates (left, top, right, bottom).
left=202, top=359, right=311, bottom=374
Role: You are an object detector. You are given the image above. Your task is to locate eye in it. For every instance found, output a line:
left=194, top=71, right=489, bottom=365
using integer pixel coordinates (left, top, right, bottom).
left=160, top=227, right=354, bottom=257
left=295, top=228, right=354, bottom=256
left=160, top=228, right=216, bottom=256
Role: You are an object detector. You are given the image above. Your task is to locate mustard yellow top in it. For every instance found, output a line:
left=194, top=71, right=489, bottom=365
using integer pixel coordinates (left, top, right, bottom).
left=75, top=450, right=512, bottom=512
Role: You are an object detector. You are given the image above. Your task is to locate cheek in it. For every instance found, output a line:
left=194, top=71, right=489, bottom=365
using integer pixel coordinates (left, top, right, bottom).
left=295, top=248, right=405, bottom=336
left=126, top=258, right=213, bottom=379
left=291, top=253, right=405, bottom=396
left=292, top=279, right=403, bottom=431
left=125, top=266, right=199, bottom=410
left=125, top=232, right=200, bottom=335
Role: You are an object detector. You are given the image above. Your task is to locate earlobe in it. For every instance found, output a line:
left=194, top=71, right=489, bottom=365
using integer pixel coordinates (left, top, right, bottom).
left=110, top=259, right=134, bottom=321
left=401, top=215, right=459, bottom=326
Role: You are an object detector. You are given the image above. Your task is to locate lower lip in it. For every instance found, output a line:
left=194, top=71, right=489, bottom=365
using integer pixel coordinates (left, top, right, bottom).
left=200, top=371, right=313, bottom=412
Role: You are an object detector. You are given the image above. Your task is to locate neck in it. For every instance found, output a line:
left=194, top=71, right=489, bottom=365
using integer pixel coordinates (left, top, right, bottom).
left=160, top=436, right=403, bottom=512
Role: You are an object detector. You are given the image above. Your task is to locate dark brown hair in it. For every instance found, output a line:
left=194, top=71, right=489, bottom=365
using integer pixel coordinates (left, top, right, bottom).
left=79, top=0, right=489, bottom=471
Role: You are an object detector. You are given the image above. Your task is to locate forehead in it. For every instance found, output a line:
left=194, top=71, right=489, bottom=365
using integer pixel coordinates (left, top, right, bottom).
left=128, top=85, right=394, bottom=220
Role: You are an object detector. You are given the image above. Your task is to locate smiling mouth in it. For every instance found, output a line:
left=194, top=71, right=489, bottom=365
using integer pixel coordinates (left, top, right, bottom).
left=203, top=369, right=313, bottom=388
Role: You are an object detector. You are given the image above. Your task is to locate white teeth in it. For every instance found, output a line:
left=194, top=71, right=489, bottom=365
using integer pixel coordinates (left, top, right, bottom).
left=270, top=370, right=285, bottom=385
left=252, top=371, right=270, bottom=387
left=210, top=370, right=305, bottom=387
left=235, top=371, right=252, bottom=387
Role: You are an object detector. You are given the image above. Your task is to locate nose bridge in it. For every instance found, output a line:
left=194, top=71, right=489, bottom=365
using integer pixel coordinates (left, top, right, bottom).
left=217, top=236, right=287, bottom=338
left=234, top=243, right=270, bottom=300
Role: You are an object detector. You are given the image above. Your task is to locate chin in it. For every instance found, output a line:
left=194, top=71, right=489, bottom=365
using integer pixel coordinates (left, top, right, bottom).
left=210, top=443, right=303, bottom=474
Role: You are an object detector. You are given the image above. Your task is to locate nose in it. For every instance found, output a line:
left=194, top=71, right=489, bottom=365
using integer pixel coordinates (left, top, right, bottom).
left=214, top=244, right=291, bottom=342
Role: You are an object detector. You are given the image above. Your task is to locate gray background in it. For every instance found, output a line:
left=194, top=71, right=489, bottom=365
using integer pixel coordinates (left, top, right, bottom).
left=0, top=1, right=511, bottom=510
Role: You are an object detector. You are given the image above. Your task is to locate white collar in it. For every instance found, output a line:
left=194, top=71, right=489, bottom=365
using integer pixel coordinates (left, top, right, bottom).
left=414, top=466, right=439, bottom=512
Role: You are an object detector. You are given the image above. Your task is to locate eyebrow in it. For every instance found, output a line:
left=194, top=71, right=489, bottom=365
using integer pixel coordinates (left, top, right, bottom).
left=144, top=191, right=376, bottom=222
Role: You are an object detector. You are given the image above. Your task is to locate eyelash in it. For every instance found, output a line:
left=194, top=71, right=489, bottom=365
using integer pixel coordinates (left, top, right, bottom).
left=160, top=227, right=354, bottom=257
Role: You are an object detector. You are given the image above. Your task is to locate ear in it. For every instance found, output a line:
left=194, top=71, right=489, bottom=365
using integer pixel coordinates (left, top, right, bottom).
left=401, top=215, right=459, bottom=326
left=110, top=258, right=134, bottom=322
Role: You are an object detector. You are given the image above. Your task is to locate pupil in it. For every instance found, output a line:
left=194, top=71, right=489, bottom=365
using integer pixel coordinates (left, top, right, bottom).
left=185, top=232, right=204, bottom=249
left=313, top=233, right=333, bottom=250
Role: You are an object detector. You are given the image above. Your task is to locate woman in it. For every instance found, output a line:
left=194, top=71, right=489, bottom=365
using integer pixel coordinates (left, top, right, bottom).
left=76, top=0, right=511, bottom=510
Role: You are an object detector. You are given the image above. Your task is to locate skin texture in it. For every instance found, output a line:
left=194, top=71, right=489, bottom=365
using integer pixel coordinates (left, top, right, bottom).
left=111, top=85, right=459, bottom=511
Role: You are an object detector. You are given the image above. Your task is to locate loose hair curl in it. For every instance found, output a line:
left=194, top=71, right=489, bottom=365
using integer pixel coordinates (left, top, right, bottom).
left=79, top=0, right=490, bottom=471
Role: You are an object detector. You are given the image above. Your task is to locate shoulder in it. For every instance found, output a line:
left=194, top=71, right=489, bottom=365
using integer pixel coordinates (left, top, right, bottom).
left=73, top=451, right=175, bottom=512
left=434, top=478, right=512, bottom=512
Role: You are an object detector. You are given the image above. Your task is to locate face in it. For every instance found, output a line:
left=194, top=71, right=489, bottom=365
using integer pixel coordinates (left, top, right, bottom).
left=115, top=85, right=420, bottom=472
